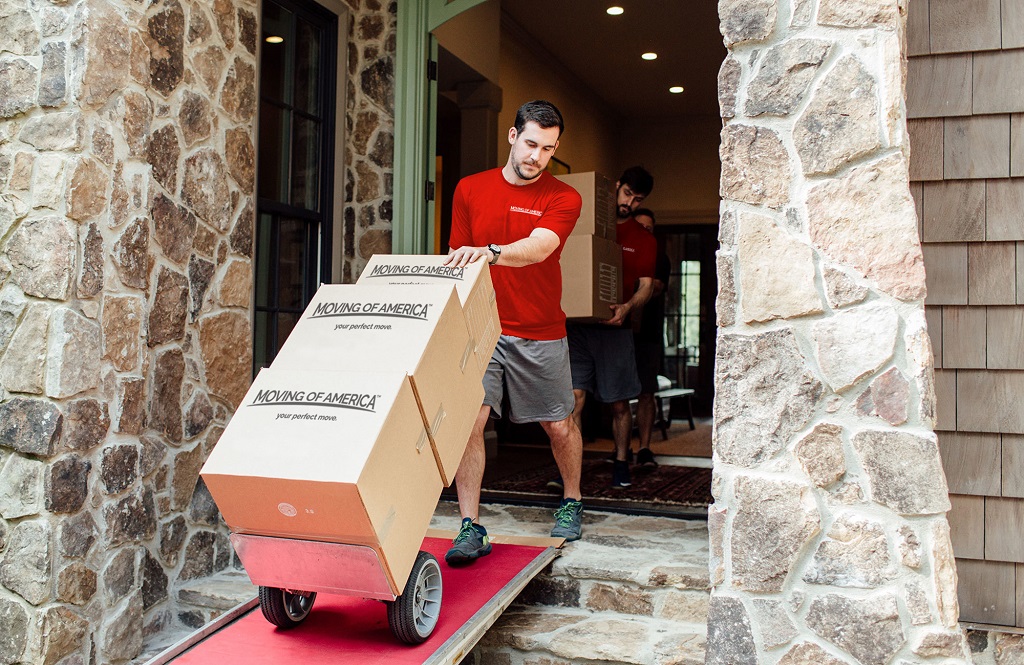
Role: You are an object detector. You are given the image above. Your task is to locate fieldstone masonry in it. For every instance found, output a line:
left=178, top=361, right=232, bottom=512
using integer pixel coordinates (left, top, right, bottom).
left=711, top=0, right=968, bottom=664
left=0, top=0, right=396, bottom=658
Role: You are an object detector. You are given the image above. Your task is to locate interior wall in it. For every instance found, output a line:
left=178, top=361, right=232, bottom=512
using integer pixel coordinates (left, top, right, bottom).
left=432, top=0, right=500, bottom=85
left=497, top=17, right=619, bottom=177
left=620, top=116, right=723, bottom=224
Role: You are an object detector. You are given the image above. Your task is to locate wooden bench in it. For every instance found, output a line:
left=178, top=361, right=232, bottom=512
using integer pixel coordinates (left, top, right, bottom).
left=630, top=387, right=695, bottom=440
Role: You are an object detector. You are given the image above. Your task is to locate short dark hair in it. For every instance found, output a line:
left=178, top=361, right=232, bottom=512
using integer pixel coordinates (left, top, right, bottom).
left=514, top=100, right=565, bottom=137
left=633, top=207, right=656, bottom=223
left=618, top=166, right=654, bottom=197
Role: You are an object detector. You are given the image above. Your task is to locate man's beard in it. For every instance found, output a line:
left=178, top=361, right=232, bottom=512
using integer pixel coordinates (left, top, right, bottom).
left=617, top=204, right=632, bottom=219
left=513, top=159, right=542, bottom=181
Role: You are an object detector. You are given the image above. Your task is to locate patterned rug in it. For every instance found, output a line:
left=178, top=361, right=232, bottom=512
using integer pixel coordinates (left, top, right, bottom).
left=484, top=458, right=713, bottom=508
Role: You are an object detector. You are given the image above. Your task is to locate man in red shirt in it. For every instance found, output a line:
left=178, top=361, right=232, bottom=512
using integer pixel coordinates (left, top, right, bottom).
left=567, top=167, right=656, bottom=489
left=443, top=100, right=584, bottom=565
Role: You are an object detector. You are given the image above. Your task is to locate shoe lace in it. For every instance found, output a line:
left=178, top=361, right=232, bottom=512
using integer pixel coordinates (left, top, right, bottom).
left=553, top=502, right=580, bottom=527
left=453, top=520, right=477, bottom=544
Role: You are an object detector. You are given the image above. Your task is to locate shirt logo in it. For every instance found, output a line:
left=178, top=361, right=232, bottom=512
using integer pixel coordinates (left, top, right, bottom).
left=510, top=205, right=543, bottom=216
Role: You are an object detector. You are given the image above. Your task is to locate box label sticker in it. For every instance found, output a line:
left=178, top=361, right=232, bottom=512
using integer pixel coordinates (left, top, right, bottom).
left=363, top=263, right=468, bottom=281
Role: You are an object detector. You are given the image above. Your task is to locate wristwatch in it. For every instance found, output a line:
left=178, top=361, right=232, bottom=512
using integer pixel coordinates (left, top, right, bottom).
left=487, top=243, right=501, bottom=265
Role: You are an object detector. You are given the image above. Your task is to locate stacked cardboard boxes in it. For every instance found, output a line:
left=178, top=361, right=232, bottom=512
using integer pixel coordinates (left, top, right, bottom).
left=556, top=172, right=622, bottom=322
left=201, top=256, right=498, bottom=595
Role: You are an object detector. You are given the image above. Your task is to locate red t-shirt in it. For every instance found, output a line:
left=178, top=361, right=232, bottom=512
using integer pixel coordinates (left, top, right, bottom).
left=450, top=169, right=582, bottom=340
left=617, top=217, right=657, bottom=302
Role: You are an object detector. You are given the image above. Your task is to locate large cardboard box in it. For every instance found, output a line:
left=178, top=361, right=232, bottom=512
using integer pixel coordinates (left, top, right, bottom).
left=200, top=368, right=442, bottom=595
left=560, top=234, right=622, bottom=322
left=556, top=171, right=616, bottom=240
left=356, top=254, right=500, bottom=377
left=272, top=284, right=483, bottom=485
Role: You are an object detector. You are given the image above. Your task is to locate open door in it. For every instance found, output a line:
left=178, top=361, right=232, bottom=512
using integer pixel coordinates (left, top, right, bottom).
left=394, top=0, right=491, bottom=255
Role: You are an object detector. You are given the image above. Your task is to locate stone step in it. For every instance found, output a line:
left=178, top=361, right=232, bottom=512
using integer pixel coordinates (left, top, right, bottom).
left=177, top=569, right=256, bottom=612
left=429, top=501, right=710, bottom=664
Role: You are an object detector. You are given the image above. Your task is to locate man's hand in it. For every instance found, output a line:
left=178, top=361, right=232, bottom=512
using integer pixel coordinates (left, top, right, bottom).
left=602, top=302, right=632, bottom=326
left=445, top=246, right=491, bottom=267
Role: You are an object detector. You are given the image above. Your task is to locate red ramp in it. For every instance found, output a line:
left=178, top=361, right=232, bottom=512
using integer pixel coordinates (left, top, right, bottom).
left=147, top=536, right=559, bottom=665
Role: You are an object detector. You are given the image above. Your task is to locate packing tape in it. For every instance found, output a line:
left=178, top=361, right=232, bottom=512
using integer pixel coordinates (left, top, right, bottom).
left=432, top=405, right=446, bottom=434
left=416, top=429, right=428, bottom=452
left=460, top=338, right=473, bottom=371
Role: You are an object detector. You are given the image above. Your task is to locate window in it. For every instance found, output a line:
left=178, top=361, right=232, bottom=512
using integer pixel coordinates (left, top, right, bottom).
left=254, top=0, right=338, bottom=371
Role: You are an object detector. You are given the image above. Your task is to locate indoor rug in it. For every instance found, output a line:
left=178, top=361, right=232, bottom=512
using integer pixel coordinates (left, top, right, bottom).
left=485, top=458, right=713, bottom=508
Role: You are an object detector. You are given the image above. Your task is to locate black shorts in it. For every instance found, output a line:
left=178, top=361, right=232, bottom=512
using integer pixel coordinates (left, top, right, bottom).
left=633, top=333, right=663, bottom=394
left=567, top=325, right=640, bottom=403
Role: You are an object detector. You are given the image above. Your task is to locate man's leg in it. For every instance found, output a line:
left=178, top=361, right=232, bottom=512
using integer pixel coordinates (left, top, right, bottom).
left=541, top=415, right=584, bottom=541
left=636, top=392, right=656, bottom=451
left=571, top=388, right=587, bottom=433
left=610, top=399, right=632, bottom=461
left=454, top=404, right=492, bottom=522
left=540, top=415, right=582, bottom=500
left=447, top=404, right=494, bottom=566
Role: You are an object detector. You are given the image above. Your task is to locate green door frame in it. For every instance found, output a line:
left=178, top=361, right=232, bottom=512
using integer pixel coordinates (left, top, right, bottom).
left=393, top=0, right=490, bottom=255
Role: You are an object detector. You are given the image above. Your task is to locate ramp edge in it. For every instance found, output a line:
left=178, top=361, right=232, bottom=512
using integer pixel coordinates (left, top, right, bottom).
left=423, top=545, right=561, bottom=665
left=141, top=597, right=259, bottom=665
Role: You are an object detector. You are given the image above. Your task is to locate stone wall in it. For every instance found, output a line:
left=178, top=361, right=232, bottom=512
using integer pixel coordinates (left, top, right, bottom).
left=341, top=0, right=396, bottom=282
left=709, top=0, right=969, bottom=663
left=0, top=0, right=397, bottom=658
left=0, top=0, right=258, bottom=660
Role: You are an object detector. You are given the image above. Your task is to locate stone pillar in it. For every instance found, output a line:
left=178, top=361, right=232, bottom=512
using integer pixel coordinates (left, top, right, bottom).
left=457, top=79, right=502, bottom=178
left=0, top=0, right=256, bottom=660
left=710, top=0, right=970, bottom=663
left=346, top=3, right=398, bottom=282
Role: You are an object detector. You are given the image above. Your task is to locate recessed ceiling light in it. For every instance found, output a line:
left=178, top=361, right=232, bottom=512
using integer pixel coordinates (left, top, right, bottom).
left=641, top=52, right=657, bottom=60
left=265, top=35, right=284, bottom=44
left=606, top=6, right=624, bottom=15
left=669, top=86, right=684, bottom=94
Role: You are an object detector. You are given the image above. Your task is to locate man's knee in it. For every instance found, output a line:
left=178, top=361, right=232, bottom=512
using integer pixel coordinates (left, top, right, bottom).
left=610, top=400, right=630, bottom=416
left=542, top=416, right=576, bottom=440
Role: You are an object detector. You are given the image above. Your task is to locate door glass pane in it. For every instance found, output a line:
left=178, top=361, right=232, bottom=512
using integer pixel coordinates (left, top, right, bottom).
left=258, top=103, right=288, bottom=203
left=291, top=115, right=320, bottom=210
left=278, top=218, right=308, bottom=310
left=255, top=213, right=273, bottom=307
left=294, top=17, right=321, bottom=114
left=277, top=312, right=300, bottom=353
left=253, top=310, right=270, bottom=369
left=260, top=3, right=291, bottom=103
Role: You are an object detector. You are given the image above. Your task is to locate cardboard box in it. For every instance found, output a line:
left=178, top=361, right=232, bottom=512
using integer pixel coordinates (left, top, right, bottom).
left=200, top=368, right=442, bottom=595
left=556, top=171, right=616, bottom=240
left=272, top=284, right=483, bottom=485
left=560, top=234, right=622, bottom=322
left=357, top=254, right=500, bottom=377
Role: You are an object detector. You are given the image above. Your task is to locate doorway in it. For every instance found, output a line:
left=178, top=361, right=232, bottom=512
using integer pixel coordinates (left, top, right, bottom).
left=427, top=1, right=723, bottom=513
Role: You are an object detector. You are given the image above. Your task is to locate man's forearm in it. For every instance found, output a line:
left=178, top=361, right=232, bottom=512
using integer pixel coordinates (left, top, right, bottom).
left=494, top=235, right=556, bottom=267
left=628, top=278, right=655, bottom=310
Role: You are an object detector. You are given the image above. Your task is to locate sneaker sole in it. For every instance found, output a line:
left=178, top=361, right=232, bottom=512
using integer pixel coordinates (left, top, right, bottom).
left=552, top=529, right=582, bottom=542
left=444, top=544, right=492, bottom=567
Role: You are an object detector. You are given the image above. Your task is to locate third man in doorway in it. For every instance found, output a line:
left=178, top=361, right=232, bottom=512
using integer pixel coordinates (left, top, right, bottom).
left=567, top=166, right=657, bottom=488
left=631, top=208, right=670, bottom=465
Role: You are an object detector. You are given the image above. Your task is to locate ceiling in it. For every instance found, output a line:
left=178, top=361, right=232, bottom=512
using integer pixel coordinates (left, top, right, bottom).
left=500, top=0, right=727, bottom=120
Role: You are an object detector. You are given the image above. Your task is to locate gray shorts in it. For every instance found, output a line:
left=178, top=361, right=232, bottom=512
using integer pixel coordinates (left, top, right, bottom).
left=568, top=325, right=641, bottom=403
left=483, top=335, right=575, bottom=423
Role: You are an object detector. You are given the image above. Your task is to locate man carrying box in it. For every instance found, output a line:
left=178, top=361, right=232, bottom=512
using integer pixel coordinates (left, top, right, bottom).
left=444, top=100, right=585, bottom=565
left=567, top=166, right=657, bottom=489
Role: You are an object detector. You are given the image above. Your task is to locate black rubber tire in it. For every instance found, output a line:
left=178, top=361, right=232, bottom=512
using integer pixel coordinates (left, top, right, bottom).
left=387, top=551, right=443, bottom=644
left=258, top=586, right=316, bottom=628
